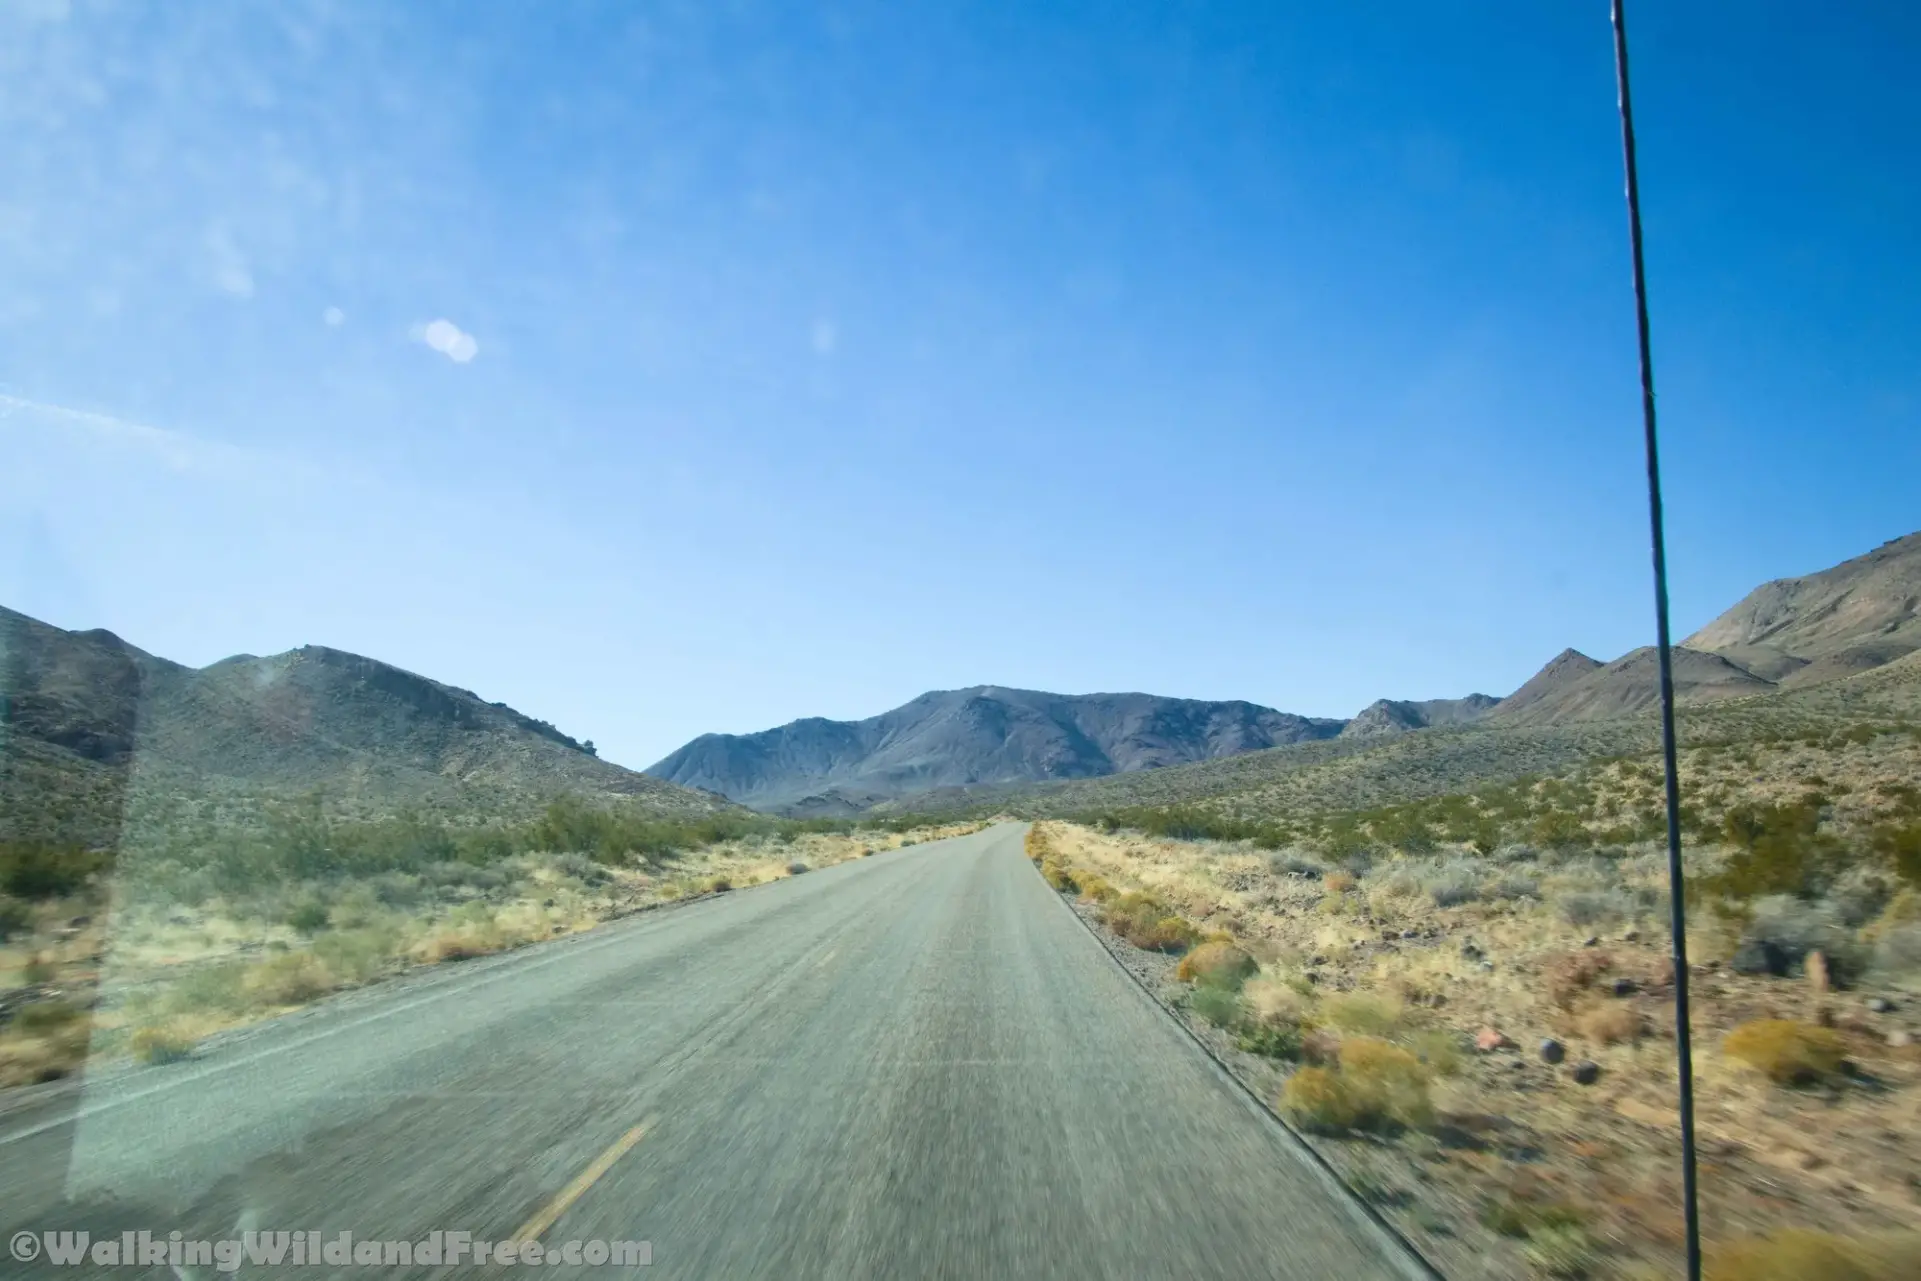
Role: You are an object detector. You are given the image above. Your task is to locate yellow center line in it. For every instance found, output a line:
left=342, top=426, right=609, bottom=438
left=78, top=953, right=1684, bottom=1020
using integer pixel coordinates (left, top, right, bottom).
left=510, top=1117, right=656, bottom=1244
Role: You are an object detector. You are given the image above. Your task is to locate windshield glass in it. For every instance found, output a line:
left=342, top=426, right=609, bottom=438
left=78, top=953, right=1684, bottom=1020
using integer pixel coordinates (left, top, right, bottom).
left=2, top=4, right=1916, bottom=1279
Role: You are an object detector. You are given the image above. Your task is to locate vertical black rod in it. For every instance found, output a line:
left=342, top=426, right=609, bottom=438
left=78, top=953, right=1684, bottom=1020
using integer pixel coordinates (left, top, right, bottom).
left=1609, top=2, right=1702, bottom=1277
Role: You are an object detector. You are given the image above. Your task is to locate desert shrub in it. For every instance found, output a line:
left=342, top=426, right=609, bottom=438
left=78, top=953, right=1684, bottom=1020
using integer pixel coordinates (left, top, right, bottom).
left=365, top=872, right=425, bottom=907
left=1545, top=950, right=1614, bottom=1009
left=1269, top=852, right=1325, bottom=880
left=243, top=952, right=335, bottom=1006
left=1530, top=809, right=1593, bottom=850
left=1732, top=895, right=1867, bottom=980
left=1189, top=985, right=1242, bottom=1028
left=1134, top=916, right=1200, bottom=952
left=1875, top=923, right=1921, bottom=977
left=15, top=1000, right=83, bottom=1034
left=1236, top=1023, right=1303, bottom=1059
left=1559, top=889, right=1630, bottom=928
left=1103, top=892, right=1197, bottom=951
left=0, top=842, right=109, bottom=899
left=421, top=861, right=509, bottom=893
left=1024, top=826, right=1050, bottom=862
left=1722, top=1018, right=1847, bottom=1086
left=1076, top=875, right=1115, bottom=903
left=1280, top=1066, right=1360, bottom=1132
left=786, top=861, right=809, bottom=876
left=312, top=927, right=404, bottom=985
left=1427, top=865, right=1481, bottom=907
left=285, top=897, right=331, bottom=934
left=706, top=875, right=733, bottom=893
left=1241, top=976, right=1312, bottom=1028
left=1176, top=941, right=1258, bottom=989
left=1405, top=1028, right=1463, bottom=1076
left=1877, top=822, right=1921, bottom=887
left=1482, top=1194, right=1588, bottom=1239
left=1705, top=800, right=1842, bottom=900
left=1575, top=1002, right=1642, bottom=1046
left=1705, top=1229, right=1921, bottom=1281
left=547, top=852, right=609, bottom=884
left=1489, top=874, right=1540, bottom=901
left=128, top=1026, right=196, bottom=1065
left=1040, top=860, right=1078, bottom=892
left=1338, top=1037, right=1433, bottom=1129
left=1323, top=871, right=1358, bottom=895
left=1318, top=993, right=1402, bottom=1037
left=1523, top=1225, right=1599, bottom=1279
left=162, top=962, right=250, bottom=1014
left=0, top=897, right=32, bottom=942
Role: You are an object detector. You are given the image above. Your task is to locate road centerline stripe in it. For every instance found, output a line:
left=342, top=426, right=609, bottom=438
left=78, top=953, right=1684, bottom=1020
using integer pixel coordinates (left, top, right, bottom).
left=511, top=1117, right=656, bottom=1244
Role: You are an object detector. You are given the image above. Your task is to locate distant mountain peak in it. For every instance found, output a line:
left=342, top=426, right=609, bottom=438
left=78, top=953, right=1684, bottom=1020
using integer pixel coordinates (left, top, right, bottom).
left=647, top=687, right=1346, bottom=813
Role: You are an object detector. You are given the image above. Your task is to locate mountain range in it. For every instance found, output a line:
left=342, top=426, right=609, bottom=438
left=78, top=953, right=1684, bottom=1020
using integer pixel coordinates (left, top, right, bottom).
left=649, top=529, right=1921, bottom=811
left=0, top=606, right=733, bottom=848
left=8, top=529, right=1915, bottom=832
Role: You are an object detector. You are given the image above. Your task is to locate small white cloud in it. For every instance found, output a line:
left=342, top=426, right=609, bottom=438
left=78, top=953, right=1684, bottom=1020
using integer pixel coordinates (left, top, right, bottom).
left=322, top=306, right=345, bottom=327
left=811, top=318, right=838, bottom=356
left=416, top=317, right=479, bottom=364
left=203, top=224, right=255, bottom=299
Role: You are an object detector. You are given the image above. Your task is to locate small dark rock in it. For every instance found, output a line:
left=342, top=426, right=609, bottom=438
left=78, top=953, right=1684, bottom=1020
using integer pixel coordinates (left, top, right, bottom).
left=1401, top=929, right=1420, bottom=940
left=1571, top=1060, right=1602, bottom=1086
left=1540, top=1038, right=1566, bottom=1065
left=1867, top=997, right=1895, bottom=1014
left=1611, top=977, right=1638, bottom=998
left=1583, top=935, right=1601, bottom=948
left=1620, top=929, right=1640, bottom=943
left=1460, top=942, right=1483, bottom=960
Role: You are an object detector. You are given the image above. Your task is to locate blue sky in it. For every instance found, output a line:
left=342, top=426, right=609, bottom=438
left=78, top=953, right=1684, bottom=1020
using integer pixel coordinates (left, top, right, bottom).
left=2, top=1, right=1916, bottom=769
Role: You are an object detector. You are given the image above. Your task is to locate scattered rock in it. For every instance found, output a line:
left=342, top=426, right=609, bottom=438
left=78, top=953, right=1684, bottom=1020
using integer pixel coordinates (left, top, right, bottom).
left=1807, top=949, right=1831, bottom=995
left=1475, top=1026, right=1511, bottom=1053
left=1583, top=936, right=1601, bottom=948
left=1888, top=1030, right=1913, bottom=1049
left=1611, top=977, right=1637, bottom=998
left=1540, top=1038, right=1566, bottom=1065
left=1460, top=942, right=1484, bottom=960
left=1868, top=997, right=1895, bottom=1014
left=1401, top=928, right=1419, bottom=940
left=1621, top=930, right=1640, bottom=943
left=1480, top=961, right=1496, bottom=973
left=1571, top=1060, right=1602, bottom=1085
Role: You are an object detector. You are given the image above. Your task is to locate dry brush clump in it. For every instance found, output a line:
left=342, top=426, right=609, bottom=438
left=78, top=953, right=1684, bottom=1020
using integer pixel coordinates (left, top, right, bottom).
left=1280, top=1036, right=1433, bottom=1133
left=1721, top=1018, right=1848, bottom=1086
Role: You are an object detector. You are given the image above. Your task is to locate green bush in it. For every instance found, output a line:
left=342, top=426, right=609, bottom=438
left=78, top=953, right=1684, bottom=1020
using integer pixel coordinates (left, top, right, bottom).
left=15, top=1000, right=84, bottom=1033
left=1189, top=985, right=1242, bottom=1028
left=1235, top=1023, right=1303, bottom=1059
left=0, top=843, right=107, bottom=899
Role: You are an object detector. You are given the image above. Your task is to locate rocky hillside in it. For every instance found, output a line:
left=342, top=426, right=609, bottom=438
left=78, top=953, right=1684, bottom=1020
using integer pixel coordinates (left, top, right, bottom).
left=1339, top=694, right=1498, bottom=738
left=647, top=687, right=1345, bottom=812
left=1485, top=645, right=1775, bottom=728
left=1684, top=529, right=1921, bottom=686
left=0, top=606, right=733, bottom=847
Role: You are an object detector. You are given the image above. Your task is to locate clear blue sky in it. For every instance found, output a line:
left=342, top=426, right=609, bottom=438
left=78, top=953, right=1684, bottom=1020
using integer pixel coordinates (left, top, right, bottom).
left=2, top=2, right=1916, bottom=769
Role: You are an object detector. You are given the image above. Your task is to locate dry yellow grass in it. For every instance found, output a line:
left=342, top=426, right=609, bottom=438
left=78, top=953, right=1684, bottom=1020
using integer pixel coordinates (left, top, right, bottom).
left=1041, top=815, right=1921, bottom=1280
left=1722, top=1019, right=1847, bottom=1086
left=1705, top=1229, right=1921, bottom=1281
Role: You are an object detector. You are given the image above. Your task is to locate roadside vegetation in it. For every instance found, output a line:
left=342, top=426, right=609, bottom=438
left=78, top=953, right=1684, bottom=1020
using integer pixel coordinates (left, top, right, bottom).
left=1022, top=714, right=1921, bottom=1280
left=0, top=798, right=984, bottom=1085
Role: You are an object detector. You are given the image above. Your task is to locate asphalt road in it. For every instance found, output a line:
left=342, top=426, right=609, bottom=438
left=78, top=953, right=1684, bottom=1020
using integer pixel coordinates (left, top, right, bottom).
left=0, top=822, right=1426, bottom=1279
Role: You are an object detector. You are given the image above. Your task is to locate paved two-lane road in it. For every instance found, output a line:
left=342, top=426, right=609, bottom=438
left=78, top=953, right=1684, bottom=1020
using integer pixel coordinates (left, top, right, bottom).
left=0, top=823, right=1427, bottom=1278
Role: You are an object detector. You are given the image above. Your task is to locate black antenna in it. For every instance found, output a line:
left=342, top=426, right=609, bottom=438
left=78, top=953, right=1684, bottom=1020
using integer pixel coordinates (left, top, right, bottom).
left=1609, top=2, right=1702, bottom=1277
